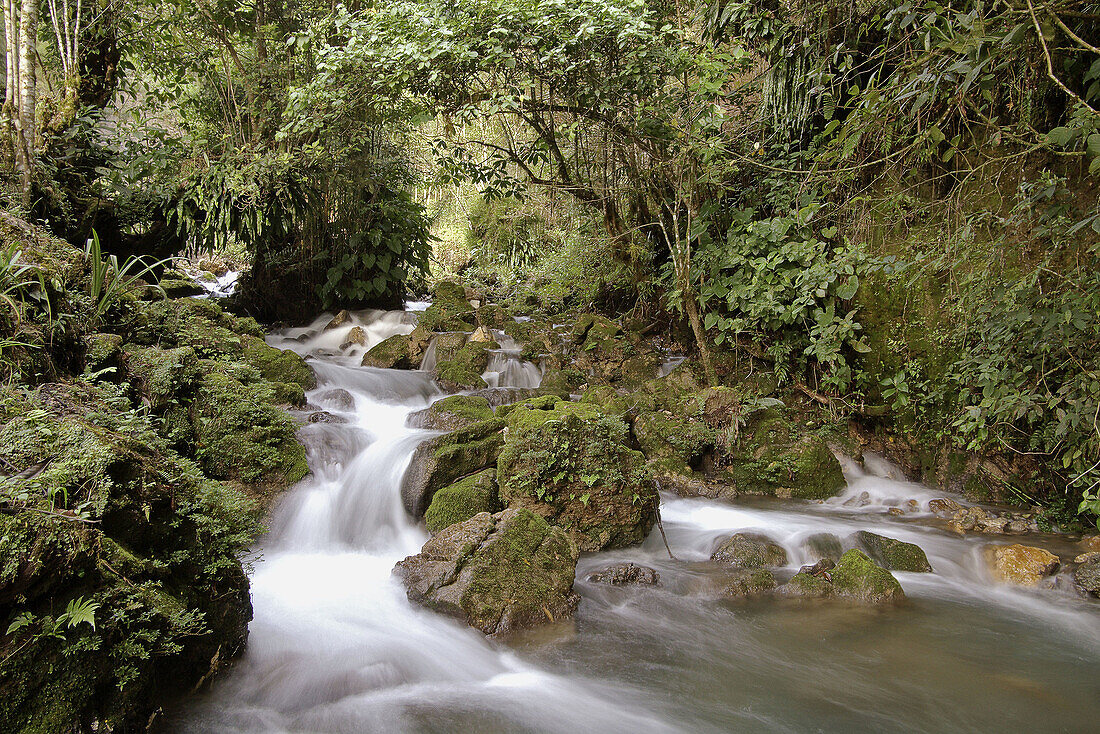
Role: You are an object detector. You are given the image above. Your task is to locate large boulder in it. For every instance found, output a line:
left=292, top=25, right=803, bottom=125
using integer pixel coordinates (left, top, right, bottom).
left=239, top=334, right=316, bottom=391
left=400, top=419, right=505, bottom=518
left=406, top=395, right=495, bottom=431
left=434, top=341, right=496, bottom=391
left=633, top=410, right=715, bottom=479
left=394, top=509, right=580, bottom=635
left=710, top=533, right=788, bottom=568
left=780, top=550, right=905, bottom=603
left=497, top=406, right=656, bottom=552
left=721, top=411, right=845, bottom=500
left=417, top=281, right=476, bottom=332
left=362, top=334, right=415, bottom=369
left=424, top=469, right=501, bottom=534
left=984, top=544, right=1060, bottom=586
left=852, top=531, right=933, bottom=572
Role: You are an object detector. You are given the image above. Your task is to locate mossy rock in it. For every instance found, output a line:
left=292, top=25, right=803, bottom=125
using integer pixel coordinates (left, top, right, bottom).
left=779, top=571, right=835, bottom=598
left=633, top=410, right=715, bottom=473
left=159, top=277, right=205, bottom=298
left=395, top=508, right=579, bottom=635
left=124, top=345, right=199, bottom=411
left=193, top=368, right=309, bottom=485
left=126, top=298, right=255, bottom=359
left=434, top=341, right=497, bottom=391
left=711, top=533, right=788, bottom=568
left=717, top=568, right=777, bottom=597
left=424, top=469, right=501, bottom=534
left=476, top=303, right=509, bottom=329
left=407, top=395, right=495, bottom=431
left=400, top=419, right=506, bottom=517
left=497, top=394, right=562, bottom=420
left=429, top=331, right=469, bottom=365
left=497, top=411, right=656, bottom=551
left=83, top=333, right=123, bottom=372
left=501, top=397, right=604, bottom=436
left=362, top=333, right=415, bottom=369
left=723, top=413, right=845, bottom=500
left=831, top=549, right=906, bottom=603
left=418, top=281, right=476, bottom=332
left=539, top=368, right=587, bottom=397
left=240, top=334, right=315, bottom=390
left=852, top=531, right=933, bottom=572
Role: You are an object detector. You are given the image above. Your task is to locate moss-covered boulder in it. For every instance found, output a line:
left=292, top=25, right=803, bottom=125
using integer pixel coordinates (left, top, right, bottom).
left=778, top=570, right=836, bottom=599
left=497, top=409, right=656, bottom=551
left=394, top=508, right=580, bottom=635
left=711, top=533, right=788, bottom=568
left=417, top=281, right=476, bottom=332
left=434, top=341, right=496, bottom=391
left=852, top=531, right=933, bottom=572
left=124, top=345, right=199, bottom=411
left=400, top=419, right=506, bottom=518
left=159, top=276, right=205, bottom=298
left=538, top=368, right=586, bottom=397
left=407, top=395, right=495, bottom=431
left=428, top=331, right=469, bottom=365
left=193, top=367, right=310, bottom=486
left=633, top=410, right=715, bottom=477
left=424, top=469, right=501, bottom=534
left=0, top=382, right=258, bottom=733
left=362, top=333, right=415, bottom=369
left=84, top=333, right=123, bottom=372
left=722, top=412, right=845, bottom=500
left=831, top=549, right=906, bottom=603
left=240, top=334, right=315, bottom=390
left=716, top=568, right=777, bottom=598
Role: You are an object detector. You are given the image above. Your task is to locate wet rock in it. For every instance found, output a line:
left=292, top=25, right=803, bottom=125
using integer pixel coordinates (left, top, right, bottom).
left=362, top=334, right=415, bottom=369
left=467, top=387, right=542, bottom=408
left=324, top=310, right=351, bottom=330
left=469, top=326, right=495, bottom=343
left=1078, top=535, right=1100, bottom=554
left=435, top=341, right=496, bottom=391
left=240, top=334, right=316, bottom=390
left=497, top=406, right=656, bottom=552
left=985, top=544, right=1060, bottom=586
left=316, top=388, right=355, bottom=412
left=307, top=410, right=347, bottom=424
left=430, top=332, right=469, bottom=364
left=830, top=549, right=906, bottom=603
left=424, top=469, right=501, bottom=535
left=798, top=558, right=836, bottom=578
left=721, top=411, right=846, bottom=500
left=1073, top=553, right=1100, bottom=597
left=400, top=419, right=505, bottom=518
left=418, top=282, right=476, bottom=332
left=710, top=533, right=788, bottom=569
left=852, top=531, right=933, bottom=572
left=394, top=508, right=580, bottom=636
left=159, top=277, right=206, bottom=298
left=929, top=497, right=965, bottom=516
left=805, top=533, right=844, bottom=560
left=406, top=395, right=495, bottom=431
left=779, top=571, right=835, bottom=599
left=715, top=568, right=776, bottom=598
left=587, top=563, right=660, bottom=587
left=339, top=326, right=366, bottom=350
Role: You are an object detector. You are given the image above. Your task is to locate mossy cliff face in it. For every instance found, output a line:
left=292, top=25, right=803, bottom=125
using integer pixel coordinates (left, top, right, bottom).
left=496, top=401, right=656, bottom=552
left=0, top=221, right=312, bottom=733
left=720, top=411, right=845, bottom=500
left=394, top=508, right=580, bottom=635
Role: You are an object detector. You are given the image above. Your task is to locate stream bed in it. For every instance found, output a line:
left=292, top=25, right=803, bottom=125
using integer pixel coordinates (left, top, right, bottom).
left=174, top=309, right=1100, bottom=733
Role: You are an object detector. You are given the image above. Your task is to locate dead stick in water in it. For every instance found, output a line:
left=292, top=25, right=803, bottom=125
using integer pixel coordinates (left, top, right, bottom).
left=654, top=493, right=675, bottom=560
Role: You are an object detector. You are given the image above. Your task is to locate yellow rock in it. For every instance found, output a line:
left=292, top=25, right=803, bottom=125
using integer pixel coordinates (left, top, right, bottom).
left=985, top=544, right=1060, bottom=586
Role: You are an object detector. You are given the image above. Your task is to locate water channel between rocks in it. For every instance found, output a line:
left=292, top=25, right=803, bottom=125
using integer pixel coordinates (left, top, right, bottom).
left=174, top=308, right=1100, bottom=734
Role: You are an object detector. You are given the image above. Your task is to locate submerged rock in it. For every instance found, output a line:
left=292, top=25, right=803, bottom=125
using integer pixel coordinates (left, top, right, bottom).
left=424, top=469, right=501, bottom=534
left=852, top=531, right=933, bottom=572
left=781, top=550, right=905, bottom=603
left=394, top=509, right=580, bottom=635
left=710, top=533, right=788, bottom=568
left=715, top=568, right=777, bottom=598
left=587, top=563, right=661, bottom=587
left=985, top=544, right=1060, bottom=586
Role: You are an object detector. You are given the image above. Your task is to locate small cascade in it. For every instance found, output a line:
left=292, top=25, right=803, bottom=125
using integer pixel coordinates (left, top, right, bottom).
left=482, top=348, right=543, bottom=389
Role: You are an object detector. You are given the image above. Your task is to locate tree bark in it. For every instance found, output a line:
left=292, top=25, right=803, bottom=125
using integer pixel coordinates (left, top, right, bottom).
left=17, top=0, right=35, bottom=202
left=683, top=286, right=717, bottom=387
left=4, top=0, right=20, bottom=164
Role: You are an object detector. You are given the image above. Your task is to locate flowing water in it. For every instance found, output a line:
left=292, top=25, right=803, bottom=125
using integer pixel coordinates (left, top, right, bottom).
left=175, top=309, right=1100, bottom=733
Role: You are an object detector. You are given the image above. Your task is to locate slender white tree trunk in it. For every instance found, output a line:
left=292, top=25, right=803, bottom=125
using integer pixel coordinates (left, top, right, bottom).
left=17, top=0, right=35, bottom=201
left=4, top=0, right=20, bottom=165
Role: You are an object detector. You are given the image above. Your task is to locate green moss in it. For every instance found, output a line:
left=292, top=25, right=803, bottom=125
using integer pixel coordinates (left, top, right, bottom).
left=633, top=410, right=715, bottom=472
left=435, top=341, right=496, bottom=390
left=124, top=345, right=199, bottom=410
left=719, top=568, right=777, bottom=597
left=194, top=369, right=309, bottom=484
left=413, top=395, right=495, bottom=430
left=502, top=398, right=604, bottom=435
left=854, top=531, right=933, bottom=572
left=240, top=334, right=316, bottom=389
left=723, top=413, right=845, bottom=500
left=425, top=469, right=500, bottom=534
left=711, top=533, right=788, bottom=568
left=84, top=333, right=123, bottom=371
left=362, top=333, right=414, bottom=368
left=782, top=571, right=834, bottom=598
left=831, top=549, right=906, bottom=603
left=418, top=281, right=476, bottom=332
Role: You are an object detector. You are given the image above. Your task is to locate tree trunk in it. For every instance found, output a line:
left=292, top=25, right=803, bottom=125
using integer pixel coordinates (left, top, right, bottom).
left=4, top=0, right=19, bottom=165
left=17, top=0, right=35, bottom=202
left=683, top=287, right=717, bottom=387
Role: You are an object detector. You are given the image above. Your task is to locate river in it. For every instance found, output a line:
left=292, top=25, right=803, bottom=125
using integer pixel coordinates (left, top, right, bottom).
left=174, top=308, right=1100, bottom=733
